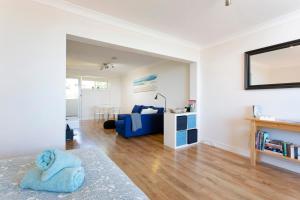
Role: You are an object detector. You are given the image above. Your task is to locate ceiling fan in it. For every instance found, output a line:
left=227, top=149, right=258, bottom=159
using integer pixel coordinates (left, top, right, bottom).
left=100, top=63, right=115, bottom=71
left=99, top=56, right=117, bottom=71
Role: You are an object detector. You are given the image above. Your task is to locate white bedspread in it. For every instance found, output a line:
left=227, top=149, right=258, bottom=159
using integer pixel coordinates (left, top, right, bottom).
left=0, top=148, right=148, bottom=200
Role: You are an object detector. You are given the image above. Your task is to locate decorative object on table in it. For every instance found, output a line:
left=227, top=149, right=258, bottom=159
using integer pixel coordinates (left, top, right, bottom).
left=259, top=116, right=276, bottom=121
left=170, top=108, right=186, bottom=114
left=185, top=106, right=191, bottom=112
left=252, top=105, right=262, bottom=118
left=20, top=149, right=84, bottom=193
left=154, top=92, right=167, bottom=112
left=66, top=124, right=74, bottom=141
left=133, top=74, right=158, bottom=93
left=188, top=100, right=196, bottom=112
left=103, top=120, right=116, bottom=129
left=164, top=112, right=198, bottom=149
left=2, top=148, right=148, bottom=199
left=115, top=105, right=164, bottom=138
left=225, top=0, right=232, bottom=6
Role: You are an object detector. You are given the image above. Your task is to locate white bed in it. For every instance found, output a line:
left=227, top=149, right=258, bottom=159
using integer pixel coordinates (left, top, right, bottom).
left=0, top=148, right=148, bottom=200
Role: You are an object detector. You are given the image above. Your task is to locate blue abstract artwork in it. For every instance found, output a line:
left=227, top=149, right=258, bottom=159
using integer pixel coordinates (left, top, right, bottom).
left=133, top=74, right=158, bottom=93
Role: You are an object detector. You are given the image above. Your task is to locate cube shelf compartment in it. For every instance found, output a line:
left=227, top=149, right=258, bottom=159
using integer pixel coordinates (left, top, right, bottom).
left=164, top=112, right=198, bottom=149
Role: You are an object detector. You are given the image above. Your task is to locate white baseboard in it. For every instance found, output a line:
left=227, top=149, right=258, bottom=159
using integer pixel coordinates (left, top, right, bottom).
left=199, top=138, right=300, bottom=174
left=199, top=138, right=249, bottom=158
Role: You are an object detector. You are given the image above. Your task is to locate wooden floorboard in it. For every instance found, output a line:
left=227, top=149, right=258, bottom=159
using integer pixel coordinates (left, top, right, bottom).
left=66, top=120, right=300, bottom=200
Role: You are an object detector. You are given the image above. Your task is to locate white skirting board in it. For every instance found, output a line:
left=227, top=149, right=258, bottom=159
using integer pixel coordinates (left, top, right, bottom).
left=199, top=139, right=300, bottom=174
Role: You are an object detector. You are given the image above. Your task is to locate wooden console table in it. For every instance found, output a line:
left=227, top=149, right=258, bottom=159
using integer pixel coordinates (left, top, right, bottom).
left=247, top=118, right=300, bottom=166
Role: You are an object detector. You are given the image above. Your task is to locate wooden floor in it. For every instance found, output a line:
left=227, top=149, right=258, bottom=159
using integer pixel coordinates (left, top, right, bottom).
left=67, top=120, right=300, bottom=200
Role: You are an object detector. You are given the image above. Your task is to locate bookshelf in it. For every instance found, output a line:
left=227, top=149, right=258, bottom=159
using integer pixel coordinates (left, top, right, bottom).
left=247, top=118, right=300, bottom=166
left=164, top=112, right=198, bottom=149
left=256, top=150, right=300, bottom=164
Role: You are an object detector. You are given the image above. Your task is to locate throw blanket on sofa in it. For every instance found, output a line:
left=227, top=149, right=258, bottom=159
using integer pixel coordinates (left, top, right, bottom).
left=131, top=113, right=142, bottom=131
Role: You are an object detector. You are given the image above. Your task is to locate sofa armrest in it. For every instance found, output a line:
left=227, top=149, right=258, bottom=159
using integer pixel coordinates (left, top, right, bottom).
left=116, top=114, right=133, bottom=137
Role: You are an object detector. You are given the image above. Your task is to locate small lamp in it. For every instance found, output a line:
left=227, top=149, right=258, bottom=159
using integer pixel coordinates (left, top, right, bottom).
left=154, top=92, right=167, bottom=112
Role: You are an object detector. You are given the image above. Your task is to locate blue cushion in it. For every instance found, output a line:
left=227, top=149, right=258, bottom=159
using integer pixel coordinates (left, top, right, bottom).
left=132, top=105, right=143, bottom=113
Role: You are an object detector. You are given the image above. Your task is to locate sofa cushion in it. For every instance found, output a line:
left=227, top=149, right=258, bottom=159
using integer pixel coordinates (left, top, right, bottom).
left=132, top=105, right=143, bottom=113
left=141, top=108, right=158, bottom=114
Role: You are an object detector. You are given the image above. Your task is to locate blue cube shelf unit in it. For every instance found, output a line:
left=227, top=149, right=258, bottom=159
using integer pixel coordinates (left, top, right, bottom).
left=164, top=112, right=198, bottom=149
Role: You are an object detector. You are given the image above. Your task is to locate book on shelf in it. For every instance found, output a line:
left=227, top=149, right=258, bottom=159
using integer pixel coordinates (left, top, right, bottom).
left=255, top=130, right=300, bottom=160
left=294, top=146, right=298, bottom=159
left=255, top=130, right=269, bottom=150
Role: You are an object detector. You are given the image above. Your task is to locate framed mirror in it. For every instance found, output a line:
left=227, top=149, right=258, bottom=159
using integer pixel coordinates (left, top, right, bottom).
left=245, top=39, right=300, bottom=90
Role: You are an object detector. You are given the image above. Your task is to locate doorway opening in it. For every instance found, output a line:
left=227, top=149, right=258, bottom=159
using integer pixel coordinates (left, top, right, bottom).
left=65, top=35, right=198, bottom=149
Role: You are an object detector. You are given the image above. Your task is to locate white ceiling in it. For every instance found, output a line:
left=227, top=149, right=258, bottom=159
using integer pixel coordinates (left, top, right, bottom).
left=67, top=39, right=167, bottom=77
left=66, top=0, right=300, bottom=48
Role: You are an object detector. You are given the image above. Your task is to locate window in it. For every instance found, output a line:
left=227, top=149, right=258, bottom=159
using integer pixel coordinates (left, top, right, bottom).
left=81, top=80, right=108, bottom=90
left=65, top=78, right=79, bottom=99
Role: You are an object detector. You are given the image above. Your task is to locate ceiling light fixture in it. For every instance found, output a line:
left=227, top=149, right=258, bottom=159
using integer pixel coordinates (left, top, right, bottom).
left=100, top=57, right=117, bottom=71
left=225, top=0, right=232, bottom=6
left=100, top=63, right=115, bottom=71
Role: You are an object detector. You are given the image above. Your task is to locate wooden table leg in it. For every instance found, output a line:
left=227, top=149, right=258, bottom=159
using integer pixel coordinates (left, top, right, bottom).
left=250, top=121, right=257, bottom=166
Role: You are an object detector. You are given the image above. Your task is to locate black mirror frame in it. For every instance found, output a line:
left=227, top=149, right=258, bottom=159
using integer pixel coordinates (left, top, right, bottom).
left=245, top=39, right=300, bottom=90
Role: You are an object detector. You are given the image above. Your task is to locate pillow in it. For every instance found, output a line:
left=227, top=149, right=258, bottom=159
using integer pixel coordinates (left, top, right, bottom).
left=141, top=108, right=158, bottom=114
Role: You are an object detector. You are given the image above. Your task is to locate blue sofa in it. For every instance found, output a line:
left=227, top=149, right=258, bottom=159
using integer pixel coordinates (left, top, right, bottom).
left=115, top=105, right=164, bottom=138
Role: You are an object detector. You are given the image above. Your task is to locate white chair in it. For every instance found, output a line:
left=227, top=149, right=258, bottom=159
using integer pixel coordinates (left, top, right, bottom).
left=110, top=107, right=120, bottom=120
left=102, top=107, right=110, bottom=121
left=94, top=107, right=104, bottom=122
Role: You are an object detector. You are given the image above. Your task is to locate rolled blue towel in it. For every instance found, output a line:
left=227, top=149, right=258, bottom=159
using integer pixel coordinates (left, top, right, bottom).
left=36, top=149, right=81, bottom=181
left=20, top=167, right=85, bottom=193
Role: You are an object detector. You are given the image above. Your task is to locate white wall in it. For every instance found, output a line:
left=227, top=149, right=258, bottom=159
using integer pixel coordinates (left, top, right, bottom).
left=66, top=99, right=79, bottom=117
left=0, top=1, right=66, bottom=157
left=81, top=77, right=121, bottom=120
left=66, top=73, right=122, bottom=120
left=200, top=17, right=300, bottom=173
left=0, top=0, right=200, bottom=157
left=121, top=61, right=190, bottom=113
